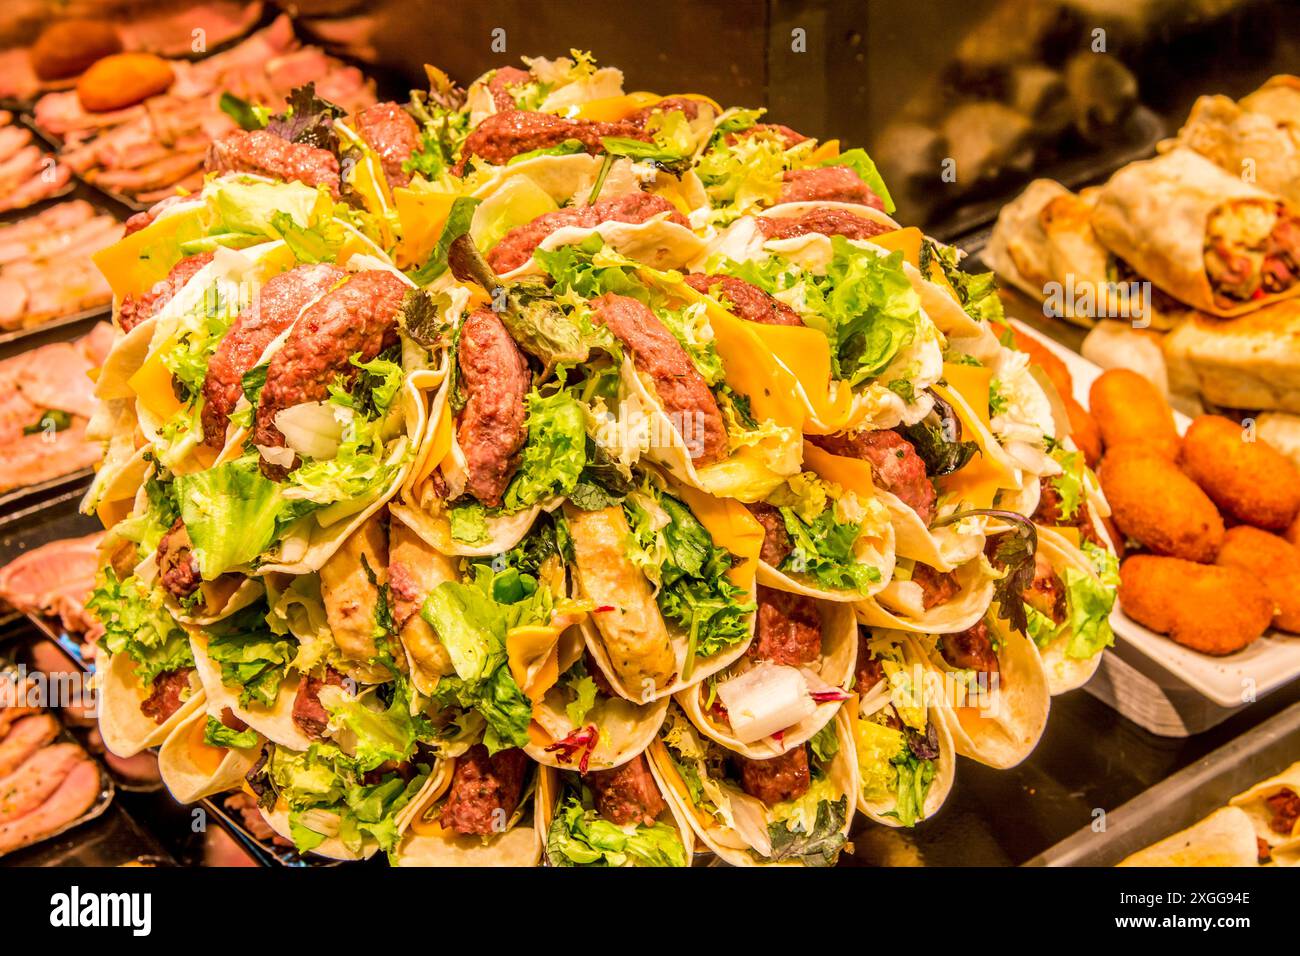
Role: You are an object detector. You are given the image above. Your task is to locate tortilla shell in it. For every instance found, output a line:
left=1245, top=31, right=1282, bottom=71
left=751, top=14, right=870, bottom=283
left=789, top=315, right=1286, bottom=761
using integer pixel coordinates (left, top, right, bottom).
left=906, top=615, right=1050, bottom=770
left=1118, top=806, right=1259, bottom=867
left=97, top=655, right=206, bottom=758
left=648, top=705, right=857, bottom=867
left=677, top=599, right=857, bottom=758
left=1091, top=149, right=1300, bottom=317
left=157, top=706, right=260, bottom=803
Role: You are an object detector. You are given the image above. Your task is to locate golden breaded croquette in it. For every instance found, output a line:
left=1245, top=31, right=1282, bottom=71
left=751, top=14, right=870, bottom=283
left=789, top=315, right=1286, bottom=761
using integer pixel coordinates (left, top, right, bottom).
left=1215, top=526, right=1300, bottom=633
left=1120, top=555, right=1274, bottom=655
left=1065, top=396, right=1102, bottom=468
left=1289, top=511, right=1300, bottom=547
left=1088, top=368, right=1180, bottom=459
left=1101, top=450, right=1224, bottom=561
left=1180, top=416, right=1300, bottom=531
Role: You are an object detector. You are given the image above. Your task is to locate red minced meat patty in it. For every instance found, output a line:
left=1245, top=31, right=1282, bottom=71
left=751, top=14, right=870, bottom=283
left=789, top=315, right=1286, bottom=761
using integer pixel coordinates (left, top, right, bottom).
left=206, top=129, right=341, bottom=197
left=683, top=273, right=803, bottom=326
left=486, top=192, right=687, bottom=274
left=254, top=270, right=408, bottom=479
left=201, top=262, right=345, bottom=449
left=751, top=585, right=823, bottom=666
left=589, top=291, right=727, bottom=464
left=456, top=308, right=531, bottom=507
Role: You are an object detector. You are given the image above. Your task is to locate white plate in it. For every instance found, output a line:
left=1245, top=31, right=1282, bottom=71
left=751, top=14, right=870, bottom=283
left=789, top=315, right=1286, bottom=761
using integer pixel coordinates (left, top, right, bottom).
left=1011, top=319, right=1300, bottom=708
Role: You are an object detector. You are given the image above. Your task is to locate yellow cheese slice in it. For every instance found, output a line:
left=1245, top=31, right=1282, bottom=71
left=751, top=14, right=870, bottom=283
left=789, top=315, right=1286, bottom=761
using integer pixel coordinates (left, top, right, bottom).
left=93, top=205, right=205, bottom=300
left=394, top=188, right=456, bottom=270
left=506, top=624, right=563, bottom=705
left=186, top=718, right=226, bottom=776
left=803, top=442, right=876, bottom=498
left=1048, top=525, right=1081, bottom=549
left=570, top=91, right=722, bottom=122
left=807, top=139, right=840, bottom=163
left=932, top=370, right=1016, bottom=511
left=672, top=281, right=854, bottom=433
left=939, top=363, right=994, bottom=432
left=127, top=342, right=183, bottom=422
left=415, top=402, right=453, bottom=489
left=96, top=494, right=134, bottom=530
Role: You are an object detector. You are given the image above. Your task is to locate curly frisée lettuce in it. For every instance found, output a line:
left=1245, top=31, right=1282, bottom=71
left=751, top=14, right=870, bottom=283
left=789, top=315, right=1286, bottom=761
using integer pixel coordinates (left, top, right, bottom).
left=623, top=487, right=754, bottom=671
left=322, top=677, right=430, bottom=773
left=503, top=387, right=587, bottom=510
left=766, top=472, right=884, bottom=593
left=260, top=742, right=430, bottom=855
left=547, top=791, right=687, bottom=867
left=695, top=126, right=805, bottom=221
left=726, top=239, right=923, bottom=387
left=86, top=570, right=193, bottom=684
left=854, top=714, right=935, bottom=827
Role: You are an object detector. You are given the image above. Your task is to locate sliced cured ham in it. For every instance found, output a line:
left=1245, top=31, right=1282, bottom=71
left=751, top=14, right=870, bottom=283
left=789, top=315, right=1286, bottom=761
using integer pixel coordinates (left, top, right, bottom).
left=0, top=759, right=100, bottom=855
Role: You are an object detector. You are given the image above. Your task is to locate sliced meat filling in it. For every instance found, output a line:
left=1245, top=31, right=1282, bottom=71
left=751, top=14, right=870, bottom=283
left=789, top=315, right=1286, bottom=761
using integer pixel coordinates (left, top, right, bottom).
left=683, top=273, right=803, bottom=326
left=140, top=668, right=192, bottom=724
left=455, top=308, right=531, bottom=507
left=118, top=252, right=213, bottom=333
left=205, top=129, right=341, bottom=196
left=939, top=620, right=999, bottom=678
left=586, top=754, right=666, bottom=827
left=777, top=165, right=884, bottom=208
left=751, top=585, right=822, bottom=666
left=755, top=207, right=890, bottom=242
left=254, top=270, right=407, bottom=479
left=810, top=429, right=935, bottom=525
left=291, top=668, right=344, bottom=740
left=589, top=292, right=727, bottom=464
left=736, top=746, right=810, bottom=806
left=486, top=192, right=687, bottom=274
left=439, top=744, right=529, bottom=836
left=355, top=101, right=420, bottom=189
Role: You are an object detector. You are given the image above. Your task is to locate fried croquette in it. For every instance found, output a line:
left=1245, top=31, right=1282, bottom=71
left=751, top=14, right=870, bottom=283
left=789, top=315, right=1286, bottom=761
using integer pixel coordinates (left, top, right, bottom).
left=1120, top=555, right=1274, bottom=655
left=1065, top=396, right=1102, bottom=467
left=1289, top=511, right=1300, bottom=547
left=1215, top=526, right=1300, bottom=633
left=1180, top=415, right=1300, bottom=531
left=1088, top=368, right=1180, bottom=459
left=1101, top=450, right=1224, bottom=561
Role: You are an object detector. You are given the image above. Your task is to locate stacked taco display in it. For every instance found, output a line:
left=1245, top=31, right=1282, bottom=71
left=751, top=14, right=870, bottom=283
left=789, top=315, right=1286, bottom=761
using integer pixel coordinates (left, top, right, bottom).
left=67, top=48, right=1123, bottom=867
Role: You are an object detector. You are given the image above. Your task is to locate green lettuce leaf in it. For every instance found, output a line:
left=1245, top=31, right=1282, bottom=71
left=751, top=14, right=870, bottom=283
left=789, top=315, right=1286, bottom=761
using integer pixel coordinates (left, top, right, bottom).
left=86, top=570, right=193, bottom=684
left=546, top=793, right=687, bottom=867
left=204, top=716, right=260, bottom=750
left=1062, top=566, right=1116, bottom=659
left=502, top=387, right=587, bottom=511
left=777, top=504, right=881, bottom=594
left=204, top=602, right=295, bottom=709
left=178, top=456, right=300, bottom=576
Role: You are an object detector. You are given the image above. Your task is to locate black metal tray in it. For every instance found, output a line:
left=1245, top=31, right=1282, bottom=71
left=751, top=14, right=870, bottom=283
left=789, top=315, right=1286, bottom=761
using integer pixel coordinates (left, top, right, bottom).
left=1029, top=700, right=1300, bottom=866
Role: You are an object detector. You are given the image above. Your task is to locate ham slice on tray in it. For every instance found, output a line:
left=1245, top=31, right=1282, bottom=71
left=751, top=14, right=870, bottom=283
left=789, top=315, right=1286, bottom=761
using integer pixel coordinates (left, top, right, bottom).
left=0, top=758, right=100, bottom=855
left=0, top=716, right=60, bottom=778
left=0, top=532, right=104, bottom=634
